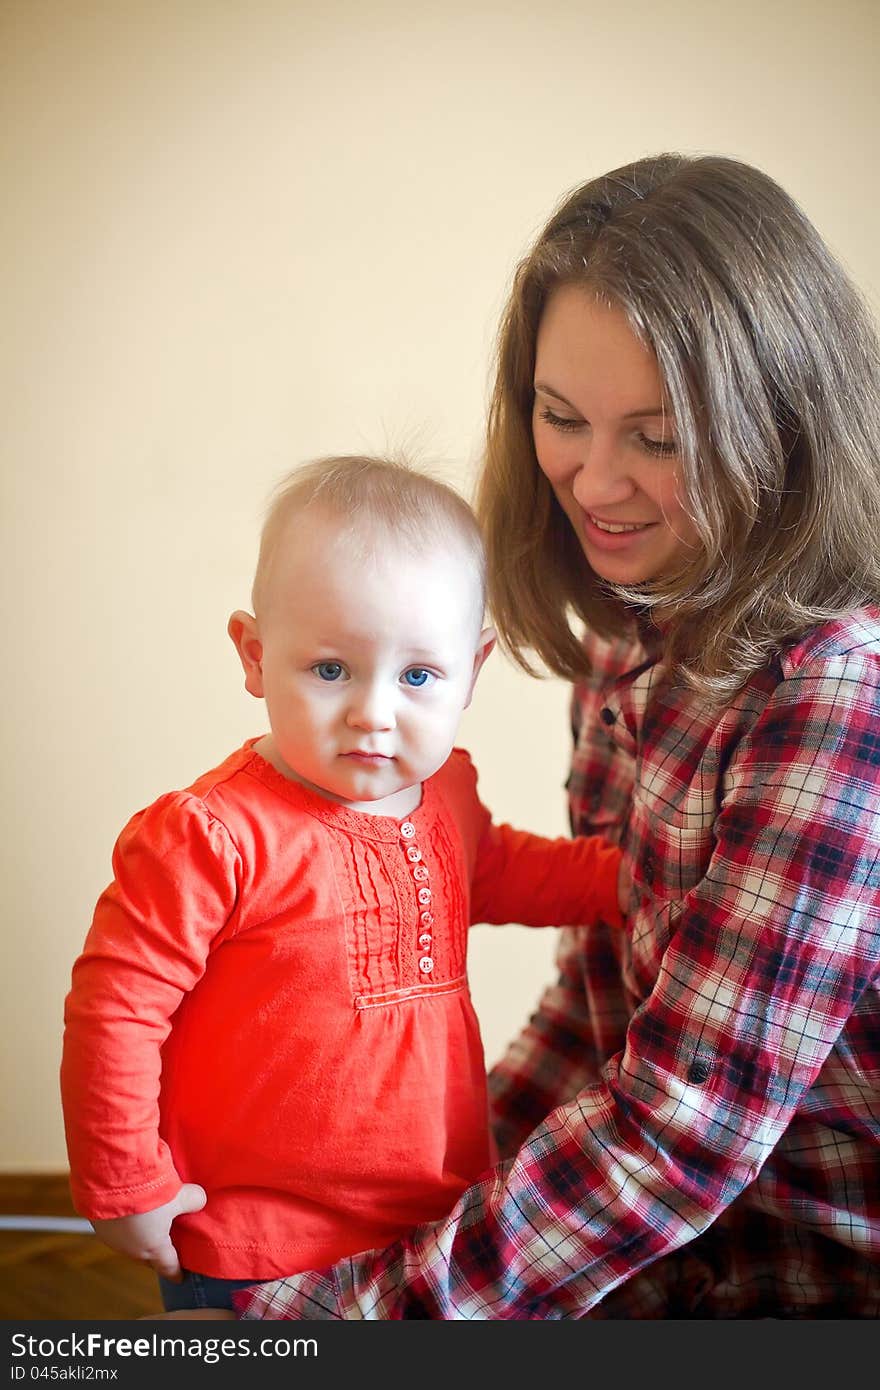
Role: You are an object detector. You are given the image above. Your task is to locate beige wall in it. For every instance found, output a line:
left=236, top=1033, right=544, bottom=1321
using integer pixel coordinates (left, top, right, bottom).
left=2, top=0, right=878, bottom=1169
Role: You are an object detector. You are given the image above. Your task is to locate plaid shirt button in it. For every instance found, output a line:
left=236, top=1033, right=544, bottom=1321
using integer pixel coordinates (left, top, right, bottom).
left=688, top=1058, right=711, bottom=1084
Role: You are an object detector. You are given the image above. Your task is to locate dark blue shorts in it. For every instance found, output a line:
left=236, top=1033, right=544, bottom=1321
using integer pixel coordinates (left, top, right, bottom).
left=159, top=1269, right=258, bottom=1312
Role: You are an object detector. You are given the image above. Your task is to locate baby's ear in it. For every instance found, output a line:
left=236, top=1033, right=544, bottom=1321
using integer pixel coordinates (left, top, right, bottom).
left=464, top=626, right=496, bottom=708
left=228, top=611, right=264, bottom=699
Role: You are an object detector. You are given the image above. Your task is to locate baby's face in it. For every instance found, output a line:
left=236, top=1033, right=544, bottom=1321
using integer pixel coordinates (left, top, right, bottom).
left=249, top=511, right=492, bottom=817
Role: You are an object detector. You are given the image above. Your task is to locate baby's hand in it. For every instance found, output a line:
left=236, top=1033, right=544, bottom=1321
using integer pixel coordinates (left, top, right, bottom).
left=617, top=856, right=632, bottom=916
left=90, top=1183, right=207, bottom=1281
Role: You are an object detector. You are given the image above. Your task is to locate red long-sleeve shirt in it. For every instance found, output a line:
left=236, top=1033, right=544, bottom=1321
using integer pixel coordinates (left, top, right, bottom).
left=61, top=741, right=622, bottom=1279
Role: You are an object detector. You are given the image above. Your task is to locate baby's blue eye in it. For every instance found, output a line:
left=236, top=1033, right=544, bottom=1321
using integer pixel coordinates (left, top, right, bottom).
left=314, top=661, right=344, bottom=681
left=403, top=668, right=431, bottom=688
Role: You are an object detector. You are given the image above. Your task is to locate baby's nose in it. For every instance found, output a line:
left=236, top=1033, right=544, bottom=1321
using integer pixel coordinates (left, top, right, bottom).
left=346, top=683, right=395, bottom=731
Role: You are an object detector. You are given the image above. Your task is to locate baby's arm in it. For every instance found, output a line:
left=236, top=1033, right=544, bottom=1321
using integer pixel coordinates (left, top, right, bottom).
left=91, top=1184, right=208, bottom=1280
left=61, top=792, right=239, bottom=1260
left=447, top=749, right=627, bottom=930
left=471, top=819, right=627, bottom=930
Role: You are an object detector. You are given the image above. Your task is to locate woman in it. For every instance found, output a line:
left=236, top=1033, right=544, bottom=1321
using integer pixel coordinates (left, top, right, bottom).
left=180, top=153, right=880, bottom=1319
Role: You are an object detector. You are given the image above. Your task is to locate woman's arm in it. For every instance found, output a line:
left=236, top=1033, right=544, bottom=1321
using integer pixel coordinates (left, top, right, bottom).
left=486, top=924, right=627, bottom=1159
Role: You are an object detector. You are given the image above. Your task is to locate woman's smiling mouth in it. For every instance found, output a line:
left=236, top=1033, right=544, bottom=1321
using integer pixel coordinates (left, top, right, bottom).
left=588, top=514, right=652, bottom=534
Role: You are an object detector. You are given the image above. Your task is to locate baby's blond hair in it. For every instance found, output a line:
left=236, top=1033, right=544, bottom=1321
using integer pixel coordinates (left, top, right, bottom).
left=252, top=455, right=486, bottom=623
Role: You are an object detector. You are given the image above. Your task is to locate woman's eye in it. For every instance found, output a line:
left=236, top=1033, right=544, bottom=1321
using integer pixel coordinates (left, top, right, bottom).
left=313, top=661, right=345, bottom=681
left=638, top=433, right=678, bottom=458
left=403, top=668, right=433, bottom=688
left=538, top=405, right=582, bottom=433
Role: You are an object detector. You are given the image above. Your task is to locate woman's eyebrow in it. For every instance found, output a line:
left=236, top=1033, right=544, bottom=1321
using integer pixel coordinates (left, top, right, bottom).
left=533, top=381, right=576, bottom=406
left=534, top=381, right=668, bottom=419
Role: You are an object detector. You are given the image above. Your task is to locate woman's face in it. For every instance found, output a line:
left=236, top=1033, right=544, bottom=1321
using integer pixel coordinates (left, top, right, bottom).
left=532, top=286, right=701, bottom=586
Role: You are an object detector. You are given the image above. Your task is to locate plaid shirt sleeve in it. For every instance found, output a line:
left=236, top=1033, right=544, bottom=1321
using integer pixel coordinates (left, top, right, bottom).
left=232, top=630, right=880, bottom=1320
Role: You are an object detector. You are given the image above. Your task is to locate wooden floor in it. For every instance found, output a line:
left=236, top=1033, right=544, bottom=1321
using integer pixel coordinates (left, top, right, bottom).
left=0, top=1174, right=164, bottom=1321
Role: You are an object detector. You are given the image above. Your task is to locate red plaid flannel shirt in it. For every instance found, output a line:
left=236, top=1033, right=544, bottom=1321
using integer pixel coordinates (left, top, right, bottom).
left=234, top=609, right=880, bottom=1319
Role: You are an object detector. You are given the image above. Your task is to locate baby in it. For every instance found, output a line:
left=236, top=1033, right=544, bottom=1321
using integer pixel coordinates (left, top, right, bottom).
left=61, top=454, right=626, bottom=1311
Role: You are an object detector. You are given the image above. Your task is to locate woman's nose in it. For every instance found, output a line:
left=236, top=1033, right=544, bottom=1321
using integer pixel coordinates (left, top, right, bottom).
left=571, top=436, right=634, bottom=506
